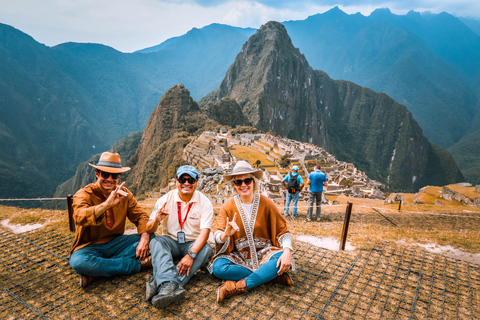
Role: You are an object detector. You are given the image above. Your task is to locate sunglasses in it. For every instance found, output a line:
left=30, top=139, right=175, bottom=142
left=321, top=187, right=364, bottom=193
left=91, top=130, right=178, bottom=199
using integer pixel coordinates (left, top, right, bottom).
left=177, top=176, right=197, bottom=184
left=99, top=171, right=121, bottom=179
left=233, top=177, right=254, bottom=187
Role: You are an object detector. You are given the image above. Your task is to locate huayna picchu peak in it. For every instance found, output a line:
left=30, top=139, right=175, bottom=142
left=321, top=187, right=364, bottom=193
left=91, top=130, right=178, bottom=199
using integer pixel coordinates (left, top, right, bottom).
left=200, top=21, right=463, bottom=192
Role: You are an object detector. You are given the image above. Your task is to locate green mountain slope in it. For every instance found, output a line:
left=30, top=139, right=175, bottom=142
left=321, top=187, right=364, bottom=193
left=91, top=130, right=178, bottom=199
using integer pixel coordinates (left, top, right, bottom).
left=283, top=7, right=480, bottom=148
left=0, top=24, right=109, bottom=198
left=200, top=21, right=463, bottom=192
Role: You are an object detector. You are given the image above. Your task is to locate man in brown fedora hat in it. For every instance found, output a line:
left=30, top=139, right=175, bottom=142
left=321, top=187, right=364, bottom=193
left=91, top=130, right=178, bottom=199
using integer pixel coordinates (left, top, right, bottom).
left=69, top=151, right=152, bottom=287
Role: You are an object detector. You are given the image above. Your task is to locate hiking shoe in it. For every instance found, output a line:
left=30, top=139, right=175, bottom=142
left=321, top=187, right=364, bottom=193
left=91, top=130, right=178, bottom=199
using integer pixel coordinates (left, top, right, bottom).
left=146, top=275, right=158, bottom=302
left=79, top=274, right=94, bottom=287
left=317, top=218, right=321, bottom=222
left=306, top=218, right=311, bottom=222
left=151, top=281, right=186, bottom=309
left=292, top=214, right=299, bottom=218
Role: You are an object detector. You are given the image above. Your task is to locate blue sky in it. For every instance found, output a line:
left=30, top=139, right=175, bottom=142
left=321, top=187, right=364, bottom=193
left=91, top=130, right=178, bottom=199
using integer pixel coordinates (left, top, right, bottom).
left=1, top=0, right=479, bottom=53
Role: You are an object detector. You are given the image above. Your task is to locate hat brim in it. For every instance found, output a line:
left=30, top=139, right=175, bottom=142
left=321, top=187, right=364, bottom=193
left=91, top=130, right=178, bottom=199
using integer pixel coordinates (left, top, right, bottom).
left=89, top=163, right=131, bottom=173
left=224, top=169, right=263, bottom=182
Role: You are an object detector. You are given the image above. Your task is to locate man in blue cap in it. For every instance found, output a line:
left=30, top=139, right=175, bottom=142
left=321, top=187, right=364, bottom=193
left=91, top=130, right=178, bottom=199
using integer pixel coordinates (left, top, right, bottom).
left=145, top=165, right=213, bottom=309
left=282, top=165, right=304, bottom=217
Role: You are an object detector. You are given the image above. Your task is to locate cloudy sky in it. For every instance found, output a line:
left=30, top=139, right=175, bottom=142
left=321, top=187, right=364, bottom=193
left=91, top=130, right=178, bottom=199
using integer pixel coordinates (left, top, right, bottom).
left=1, top=0, right=479, bottom=53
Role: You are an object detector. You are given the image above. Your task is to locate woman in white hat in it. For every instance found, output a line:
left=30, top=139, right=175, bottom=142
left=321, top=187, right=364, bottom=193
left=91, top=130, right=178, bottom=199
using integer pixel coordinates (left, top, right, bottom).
left=207, top=160, right=294, bottom=302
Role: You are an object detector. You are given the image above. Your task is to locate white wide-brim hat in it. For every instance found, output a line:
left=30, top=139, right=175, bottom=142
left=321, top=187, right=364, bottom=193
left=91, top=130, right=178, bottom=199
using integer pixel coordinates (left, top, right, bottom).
left=223, top=160, right=263, bottom=182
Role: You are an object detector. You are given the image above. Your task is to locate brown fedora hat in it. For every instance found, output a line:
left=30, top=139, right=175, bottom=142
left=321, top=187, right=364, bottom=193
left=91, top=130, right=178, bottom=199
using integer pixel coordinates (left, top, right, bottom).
left=223, top=160, right=263, bottom=182
left=89, top=152, right=131, bottom=173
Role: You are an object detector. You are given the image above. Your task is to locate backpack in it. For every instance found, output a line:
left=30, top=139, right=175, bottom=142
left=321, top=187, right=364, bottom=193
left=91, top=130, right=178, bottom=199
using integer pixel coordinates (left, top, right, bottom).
left=287, top=173, right=299, bottom=193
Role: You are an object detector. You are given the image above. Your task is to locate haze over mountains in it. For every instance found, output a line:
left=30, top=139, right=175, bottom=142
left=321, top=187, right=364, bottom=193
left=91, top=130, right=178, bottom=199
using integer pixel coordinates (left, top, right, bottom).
left=0, top=7, right=478, bottom=200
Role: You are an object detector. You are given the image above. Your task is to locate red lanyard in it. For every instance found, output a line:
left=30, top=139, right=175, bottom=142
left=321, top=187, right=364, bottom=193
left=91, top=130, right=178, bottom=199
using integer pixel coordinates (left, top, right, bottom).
left=177, top=202, right=194, bottom=231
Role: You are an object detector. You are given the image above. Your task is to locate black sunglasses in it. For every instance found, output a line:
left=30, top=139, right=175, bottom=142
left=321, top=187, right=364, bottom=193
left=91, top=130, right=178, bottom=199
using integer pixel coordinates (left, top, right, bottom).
left=99, top=171, right=121, bottom=179
left=233, top=177, right=254, bottom=187
left=177, top=176, right=197, bottom=184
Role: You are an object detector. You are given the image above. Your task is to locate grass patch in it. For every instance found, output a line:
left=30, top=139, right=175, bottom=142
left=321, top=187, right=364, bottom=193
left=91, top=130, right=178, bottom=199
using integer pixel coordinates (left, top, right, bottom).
left=229, top=145, right=276, bottom=166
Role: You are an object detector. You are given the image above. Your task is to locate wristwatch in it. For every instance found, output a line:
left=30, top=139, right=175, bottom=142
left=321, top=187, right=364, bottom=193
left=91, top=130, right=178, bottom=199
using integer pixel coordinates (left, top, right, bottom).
left=188, top=250, right=197, bottom=259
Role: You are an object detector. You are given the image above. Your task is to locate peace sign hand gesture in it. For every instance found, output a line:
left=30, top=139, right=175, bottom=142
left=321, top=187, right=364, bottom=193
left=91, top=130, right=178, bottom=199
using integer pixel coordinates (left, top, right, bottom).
left=220, top=213, right=239, bottom=242
left=155, top=202, right=169, bottom=223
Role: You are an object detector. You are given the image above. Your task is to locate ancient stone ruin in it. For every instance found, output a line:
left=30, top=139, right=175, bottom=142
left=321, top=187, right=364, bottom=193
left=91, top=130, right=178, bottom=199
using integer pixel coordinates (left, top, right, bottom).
left=181, top=130, right=385, bottom=204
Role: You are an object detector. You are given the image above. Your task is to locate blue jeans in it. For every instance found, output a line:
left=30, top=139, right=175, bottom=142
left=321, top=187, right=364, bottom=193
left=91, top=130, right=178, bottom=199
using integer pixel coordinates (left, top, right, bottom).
left=150, top=235, right=213, bottom=287
left=212, top=252, right=283, bottom=290
left=284, top=191, right=300, bottom=216
left=307, top=191, right=323, bottom=219
left=70, top=234, right=149, bottom=277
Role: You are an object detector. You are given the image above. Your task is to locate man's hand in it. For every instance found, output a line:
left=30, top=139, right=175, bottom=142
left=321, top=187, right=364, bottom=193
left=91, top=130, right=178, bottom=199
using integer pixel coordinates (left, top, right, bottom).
left=276, top=248, right=292, bottom=275
left=136, top=232, right=150, bottom=261
left=105, top=182, right=126, bottom=208
left=220, top=213, right=239, bottom=241
left=177, top=254, right=194, bottom=276
left=155, top=202, right=169, bottom=222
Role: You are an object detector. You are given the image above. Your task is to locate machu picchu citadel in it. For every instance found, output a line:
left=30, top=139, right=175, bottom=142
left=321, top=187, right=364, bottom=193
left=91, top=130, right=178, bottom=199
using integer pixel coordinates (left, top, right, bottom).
left=177, top=131, right=385, bottom=203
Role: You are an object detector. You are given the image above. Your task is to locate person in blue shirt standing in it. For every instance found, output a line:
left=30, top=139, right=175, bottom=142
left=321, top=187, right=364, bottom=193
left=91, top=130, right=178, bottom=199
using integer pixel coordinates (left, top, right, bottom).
left=282, top=165, right=304, bottom=217
left=306, top=164, right=328, bottom=222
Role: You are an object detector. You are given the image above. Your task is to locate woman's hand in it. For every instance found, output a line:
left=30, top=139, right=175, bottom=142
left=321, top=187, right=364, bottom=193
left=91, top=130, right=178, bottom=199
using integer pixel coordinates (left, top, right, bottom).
left=276, top=248, right=292, bottom=275
left=220, top=213, right=239, bottom=241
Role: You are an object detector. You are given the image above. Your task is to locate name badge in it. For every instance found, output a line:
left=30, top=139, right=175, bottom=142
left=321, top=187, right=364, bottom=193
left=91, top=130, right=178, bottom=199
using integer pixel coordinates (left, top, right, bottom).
left=177, top=231, right=186, bottom=244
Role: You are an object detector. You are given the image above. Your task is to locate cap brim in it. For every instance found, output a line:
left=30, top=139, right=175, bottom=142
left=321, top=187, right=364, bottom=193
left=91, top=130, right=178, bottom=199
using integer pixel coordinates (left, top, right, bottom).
left=89, top=163, right=131, bottom=173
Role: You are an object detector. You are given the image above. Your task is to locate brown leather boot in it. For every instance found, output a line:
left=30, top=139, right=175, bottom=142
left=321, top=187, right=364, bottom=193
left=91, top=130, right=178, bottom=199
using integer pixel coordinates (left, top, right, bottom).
left=270, top=273, right=293, bottom=286
left=79, top=274, right=94, bottom=287
left=217, top=279, right=247, bottom=303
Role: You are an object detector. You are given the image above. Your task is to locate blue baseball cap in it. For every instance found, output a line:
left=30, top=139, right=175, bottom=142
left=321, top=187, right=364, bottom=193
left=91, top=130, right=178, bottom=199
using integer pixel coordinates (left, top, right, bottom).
left=176, top=165, right=198, bottom=179
left=292, top=165, right=299, bottom=171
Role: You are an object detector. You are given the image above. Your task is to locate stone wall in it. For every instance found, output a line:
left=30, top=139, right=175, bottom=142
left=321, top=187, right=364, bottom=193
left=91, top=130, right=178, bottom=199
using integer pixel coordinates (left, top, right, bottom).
left=441, top=186, right=473, bottom=206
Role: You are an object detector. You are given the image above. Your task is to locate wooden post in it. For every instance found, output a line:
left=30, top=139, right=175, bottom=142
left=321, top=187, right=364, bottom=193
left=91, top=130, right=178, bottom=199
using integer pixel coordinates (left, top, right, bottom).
left=339, top=201, right=353, bottom=250
left=398, top=200, right=402, bottom=211
left=67, top=194, right=75, bottom=232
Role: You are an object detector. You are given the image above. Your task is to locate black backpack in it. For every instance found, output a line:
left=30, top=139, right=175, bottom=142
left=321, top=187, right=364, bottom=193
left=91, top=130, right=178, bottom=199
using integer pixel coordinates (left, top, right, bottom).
left=287, top=173, right=299, bottom=193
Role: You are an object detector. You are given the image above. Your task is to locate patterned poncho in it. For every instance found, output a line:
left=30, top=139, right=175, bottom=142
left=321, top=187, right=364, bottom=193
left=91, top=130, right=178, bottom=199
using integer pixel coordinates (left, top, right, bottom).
left=207, top=194, right=294, bottom=272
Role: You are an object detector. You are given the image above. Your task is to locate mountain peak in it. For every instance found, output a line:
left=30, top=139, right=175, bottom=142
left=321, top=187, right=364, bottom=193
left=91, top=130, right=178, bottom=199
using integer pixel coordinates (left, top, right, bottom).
left=200, top=21, right=463, bottom=191
left=204, top=21, right=310, bottom=126
left=370, top=7, right=393, bottom=16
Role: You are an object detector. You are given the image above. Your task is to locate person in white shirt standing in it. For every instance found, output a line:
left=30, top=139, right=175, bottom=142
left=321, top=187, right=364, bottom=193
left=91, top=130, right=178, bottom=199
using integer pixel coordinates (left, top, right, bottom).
left=145, top=165, right=213, bottom=309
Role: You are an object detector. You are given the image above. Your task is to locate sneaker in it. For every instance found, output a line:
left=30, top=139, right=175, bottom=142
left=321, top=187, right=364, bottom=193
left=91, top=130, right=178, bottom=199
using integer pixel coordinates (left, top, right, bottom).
left=306, top=218, right=311, bottom=222
left=292, top=214, right=299, bottom=217
left=284, top=213, right=289, bottom=217
left=151, top=281, right=186, bottom=309
left=146, top=275, right=158, bottom=302
left=317, top=218, right=321, bottom=222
